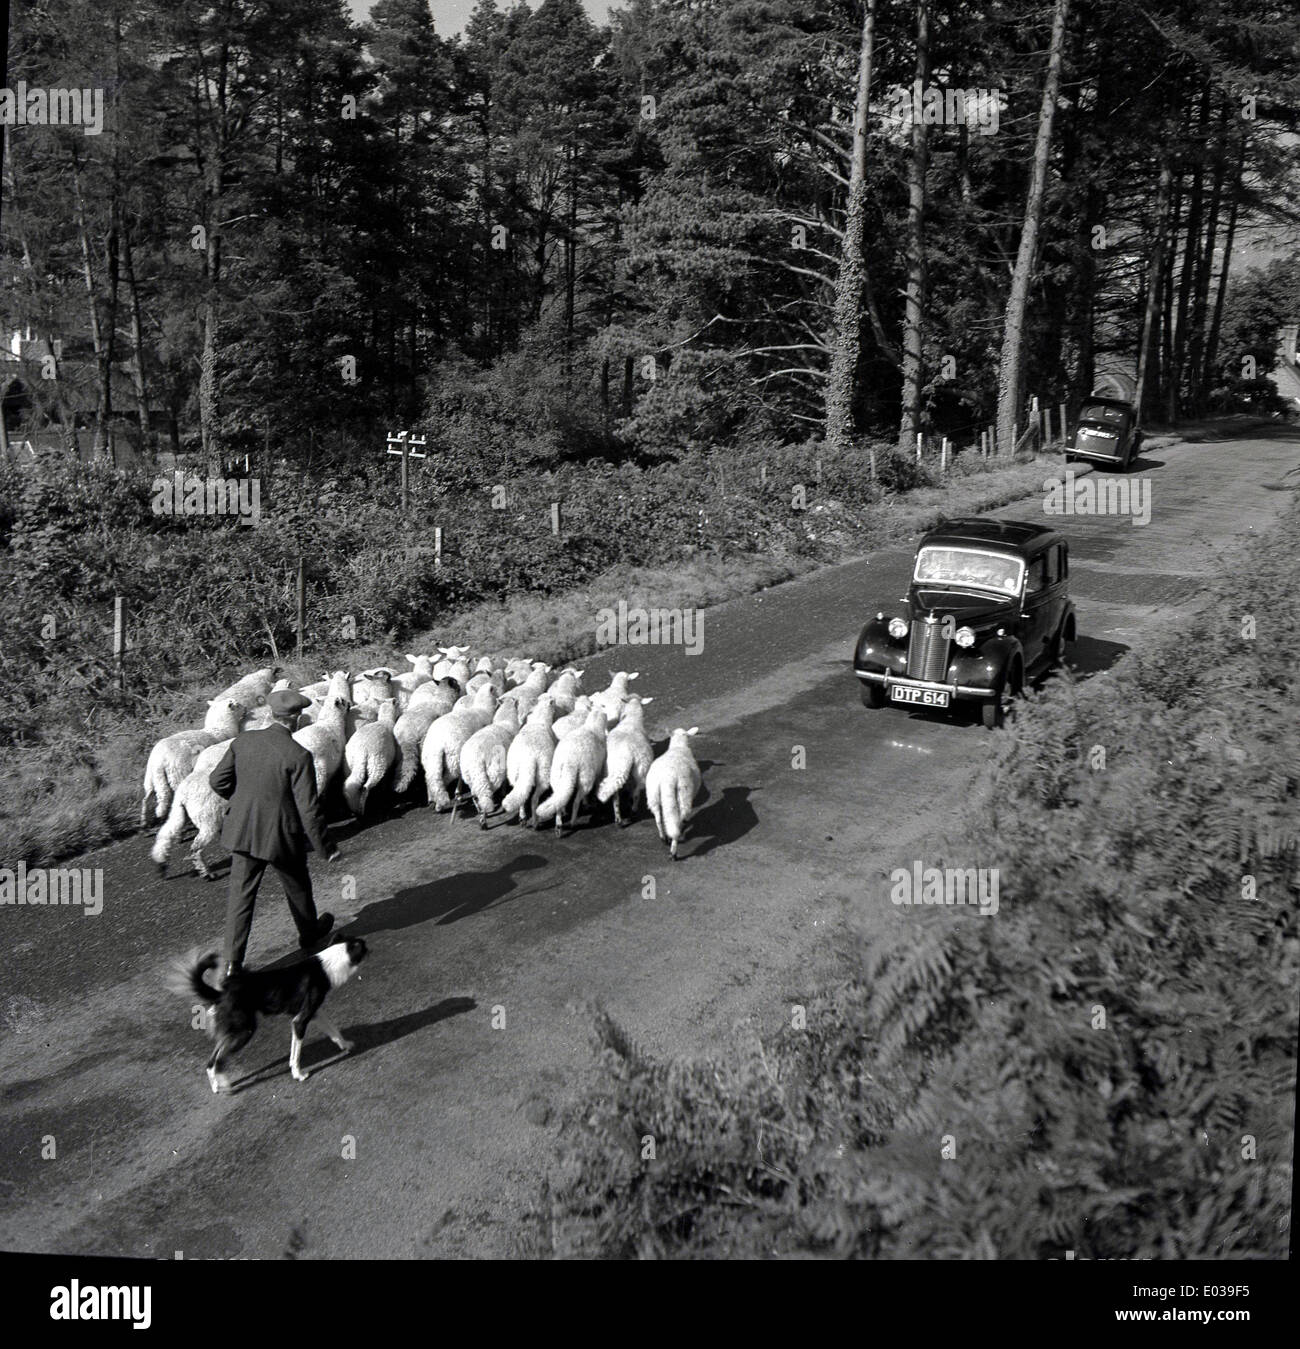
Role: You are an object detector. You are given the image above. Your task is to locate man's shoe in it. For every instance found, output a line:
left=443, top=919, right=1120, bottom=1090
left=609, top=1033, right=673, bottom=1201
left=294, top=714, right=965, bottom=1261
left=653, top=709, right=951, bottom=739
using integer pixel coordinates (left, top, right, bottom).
left=300, top=913, right=335, bottom=951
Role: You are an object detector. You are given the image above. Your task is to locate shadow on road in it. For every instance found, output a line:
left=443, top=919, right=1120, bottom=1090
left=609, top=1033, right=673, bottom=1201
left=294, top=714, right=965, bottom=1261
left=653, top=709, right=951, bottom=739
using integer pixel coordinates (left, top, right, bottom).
left=685, top=785, right=758, bottom=860
left=227, top=995, right=477, bottom=1088
left=348, top=853, right=549, bottom=935
left=1062, top=633, right=1130, bottom=680
left=348, top=995, right=476, bottom=1056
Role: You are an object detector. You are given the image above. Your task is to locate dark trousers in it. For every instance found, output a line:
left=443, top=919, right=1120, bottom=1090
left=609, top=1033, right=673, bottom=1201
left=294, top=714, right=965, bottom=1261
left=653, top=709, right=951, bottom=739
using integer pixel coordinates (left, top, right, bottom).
left=222, top=850, right=320, bottom=968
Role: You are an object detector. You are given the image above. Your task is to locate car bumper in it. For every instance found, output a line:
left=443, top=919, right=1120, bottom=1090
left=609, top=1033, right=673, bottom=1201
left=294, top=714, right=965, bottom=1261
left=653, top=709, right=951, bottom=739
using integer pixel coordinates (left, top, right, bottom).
left=1067, top=444, right=1125, bottom=464
left=854, top=668, right=998, bottom=700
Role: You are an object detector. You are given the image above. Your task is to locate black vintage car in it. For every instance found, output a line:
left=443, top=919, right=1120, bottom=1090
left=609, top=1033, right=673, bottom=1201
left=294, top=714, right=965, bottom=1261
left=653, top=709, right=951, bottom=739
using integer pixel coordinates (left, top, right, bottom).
left=1067, top=397, right=1143, bottom=471
left=852, top=518, right=1076, bottom=728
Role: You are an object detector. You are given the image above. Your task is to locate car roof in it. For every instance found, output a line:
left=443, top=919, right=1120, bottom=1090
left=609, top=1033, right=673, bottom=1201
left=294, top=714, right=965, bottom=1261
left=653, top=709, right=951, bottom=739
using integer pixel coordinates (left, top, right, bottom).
left=918, top=517, right=1062, bottom=556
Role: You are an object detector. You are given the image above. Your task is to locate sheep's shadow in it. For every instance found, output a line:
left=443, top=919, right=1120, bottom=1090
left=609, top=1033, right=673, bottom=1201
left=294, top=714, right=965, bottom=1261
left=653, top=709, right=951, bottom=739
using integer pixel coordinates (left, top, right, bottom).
left=683, top=784, right=758, bottom=860
left=347, top=852, right=550, bottom=935
left=227, top=996, right=477, bottom=1089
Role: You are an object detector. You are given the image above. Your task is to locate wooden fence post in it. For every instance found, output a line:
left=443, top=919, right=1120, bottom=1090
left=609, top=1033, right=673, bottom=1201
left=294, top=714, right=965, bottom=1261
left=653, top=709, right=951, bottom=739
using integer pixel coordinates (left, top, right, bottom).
left=916, top=432, right=923, bottom=463
left=434, top=526, right=443, bottom=570
left=551, top=501, right=561, bottom=535
left=1060, top=401, right=1069, bottom=447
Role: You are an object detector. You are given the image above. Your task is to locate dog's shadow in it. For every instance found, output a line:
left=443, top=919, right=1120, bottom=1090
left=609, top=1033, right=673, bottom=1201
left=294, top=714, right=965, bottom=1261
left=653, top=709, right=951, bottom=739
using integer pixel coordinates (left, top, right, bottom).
left=227, top=996, right=476, bottom=1092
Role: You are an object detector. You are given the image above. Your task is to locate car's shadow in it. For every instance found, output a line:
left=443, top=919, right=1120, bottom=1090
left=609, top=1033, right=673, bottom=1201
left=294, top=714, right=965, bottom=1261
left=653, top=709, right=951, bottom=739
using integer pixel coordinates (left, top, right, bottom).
left=867, top=632, right=1131, bottom=728
left=1060, top=634, right=1130, bottom=680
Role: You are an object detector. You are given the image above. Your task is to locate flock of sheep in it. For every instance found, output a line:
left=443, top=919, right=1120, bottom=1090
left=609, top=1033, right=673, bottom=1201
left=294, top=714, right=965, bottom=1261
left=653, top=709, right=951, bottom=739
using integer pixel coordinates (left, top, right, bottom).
left=143, top=650, right=705, bottom=878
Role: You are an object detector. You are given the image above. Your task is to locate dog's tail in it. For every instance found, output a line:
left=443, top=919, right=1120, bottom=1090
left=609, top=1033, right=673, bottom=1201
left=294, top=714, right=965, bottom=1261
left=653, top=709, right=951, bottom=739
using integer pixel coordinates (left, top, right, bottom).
left=165, top=948, right=222, bottom=1007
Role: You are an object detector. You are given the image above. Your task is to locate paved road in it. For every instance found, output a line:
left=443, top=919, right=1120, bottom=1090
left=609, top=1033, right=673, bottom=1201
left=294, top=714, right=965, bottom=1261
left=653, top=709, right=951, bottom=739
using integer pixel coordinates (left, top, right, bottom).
left=2, top=425, right=1297, bottom=1258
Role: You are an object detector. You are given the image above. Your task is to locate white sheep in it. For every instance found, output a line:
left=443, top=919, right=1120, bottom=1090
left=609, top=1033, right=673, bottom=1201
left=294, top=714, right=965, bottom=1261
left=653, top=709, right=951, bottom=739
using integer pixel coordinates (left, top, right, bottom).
left=150, top=736, right=235, bottom=879
left=503, top=663, right=551, bottom=719
left=503, top=657, right=534, bottom=686
left=342, top=699, right=398, bottom=817
left=595, top=696, right=655, bottom=826
left=551, top=695, right=594, bottom=741
left=391, top=683, right=458, bottom=794
left=590, top=671, right=641, bottom=727
left=213, top=666, right=280, bottom=710
left=645, top=727, right=702, bottom=860
left=545, top=668, right=585, bottom=717
left=236, top=677, right=293, bottom=730
left=456, top=699, right=522, bottom=827
left=420, top=683, right=498, bottom=810
left=391, top=653, right=438, bottom=712
left=431, top=645, right=471, bottom=681
left=140, top=697, right=247, bottom=826
left=293, top=671, right=352, bottom=795
left=465, top=666, right=506, bottom=697
left=393, top=653, right=437, bottom=695
left=535, top=705, right=608, bottom=836
left=352, top=668, right=397, bottom=710
left=501, top=696, right=559, bottom=827
left=406, top=676, right=461, bottom=718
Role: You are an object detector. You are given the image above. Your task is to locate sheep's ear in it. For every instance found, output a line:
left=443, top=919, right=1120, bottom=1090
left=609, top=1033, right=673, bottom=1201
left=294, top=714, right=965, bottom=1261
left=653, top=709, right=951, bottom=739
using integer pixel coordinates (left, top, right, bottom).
left=406, top=653, right=418, bottom=663
left=641, top=696, right=654, bottom=704
left=628, top=672, right=640, bottom=681
left=686, top=726, right=699, bottom=736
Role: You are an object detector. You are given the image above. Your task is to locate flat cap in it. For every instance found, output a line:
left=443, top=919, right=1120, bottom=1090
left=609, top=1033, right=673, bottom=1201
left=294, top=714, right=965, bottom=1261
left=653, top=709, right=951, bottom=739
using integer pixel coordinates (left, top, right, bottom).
left=267, top=689, right=312, bottom=717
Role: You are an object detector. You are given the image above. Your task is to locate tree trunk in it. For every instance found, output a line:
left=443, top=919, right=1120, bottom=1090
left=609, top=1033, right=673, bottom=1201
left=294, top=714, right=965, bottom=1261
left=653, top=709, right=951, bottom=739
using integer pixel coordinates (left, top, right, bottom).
left=1134, top=159, right=1174, bottom=421
left=898, top=0, right=931, bottom=451
left=1201, top=135, right=1244, bottom=400
left=1168, top=94, right=1206, bottom=422
left=823, top=0, right=877, bottom=454
left=1160, top=175, right=1182, bottom=423
left=1187, top=96, right=1227, bottom=413
left=995, top=0, right=1070, bottom=455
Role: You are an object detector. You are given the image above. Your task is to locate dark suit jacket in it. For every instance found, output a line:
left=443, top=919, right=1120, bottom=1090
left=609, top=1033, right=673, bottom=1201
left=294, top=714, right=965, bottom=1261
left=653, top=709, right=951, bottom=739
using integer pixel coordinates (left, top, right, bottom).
left=209, top=724, right=331, bottom=864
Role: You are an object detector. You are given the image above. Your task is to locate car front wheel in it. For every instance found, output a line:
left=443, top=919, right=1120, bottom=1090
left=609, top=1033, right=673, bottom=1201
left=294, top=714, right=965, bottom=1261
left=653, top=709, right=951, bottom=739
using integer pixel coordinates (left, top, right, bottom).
left=859, top=683, right=886, bottom=709
left=982, top=663, right=1022, bottom=729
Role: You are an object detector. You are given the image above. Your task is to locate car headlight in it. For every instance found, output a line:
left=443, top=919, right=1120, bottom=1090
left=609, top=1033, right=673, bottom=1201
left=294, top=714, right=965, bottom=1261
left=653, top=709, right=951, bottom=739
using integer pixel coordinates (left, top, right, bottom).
left=888, top=617, right=910, bottom=640
left=954, top=626, right=976, bottom=648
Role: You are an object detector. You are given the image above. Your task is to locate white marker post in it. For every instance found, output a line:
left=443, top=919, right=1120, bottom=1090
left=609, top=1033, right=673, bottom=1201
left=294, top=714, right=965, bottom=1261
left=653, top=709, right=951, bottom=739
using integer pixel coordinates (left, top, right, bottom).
left=113, top=596, right=125, bottom=690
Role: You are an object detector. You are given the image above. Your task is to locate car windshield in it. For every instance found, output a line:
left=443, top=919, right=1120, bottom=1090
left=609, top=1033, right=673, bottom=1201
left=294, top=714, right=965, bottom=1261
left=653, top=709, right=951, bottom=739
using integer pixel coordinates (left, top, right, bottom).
left=1081, top=403, right=1126, bottom=425
left=914, top=546, right=1023, bottom=595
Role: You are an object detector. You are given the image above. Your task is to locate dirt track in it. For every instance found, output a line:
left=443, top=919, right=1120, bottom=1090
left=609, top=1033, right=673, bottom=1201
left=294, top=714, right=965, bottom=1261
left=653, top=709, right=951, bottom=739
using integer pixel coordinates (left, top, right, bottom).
left=2, top=424, right=1297, bottom=1258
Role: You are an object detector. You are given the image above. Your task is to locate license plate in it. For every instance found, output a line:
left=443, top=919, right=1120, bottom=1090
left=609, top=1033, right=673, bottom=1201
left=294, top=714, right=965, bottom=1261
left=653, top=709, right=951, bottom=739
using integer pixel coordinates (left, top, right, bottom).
left=891, top=686, right=950, bottom=707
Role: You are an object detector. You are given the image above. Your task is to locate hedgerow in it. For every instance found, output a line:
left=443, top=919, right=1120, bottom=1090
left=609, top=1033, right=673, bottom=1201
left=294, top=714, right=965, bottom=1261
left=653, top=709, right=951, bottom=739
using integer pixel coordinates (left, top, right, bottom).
left=533, top=501, right=1299, bottom=1259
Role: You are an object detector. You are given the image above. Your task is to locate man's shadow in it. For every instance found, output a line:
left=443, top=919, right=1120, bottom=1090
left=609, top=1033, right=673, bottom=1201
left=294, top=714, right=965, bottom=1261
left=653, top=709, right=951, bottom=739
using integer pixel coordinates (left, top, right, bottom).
left=348, top=852, right=550, bottom=935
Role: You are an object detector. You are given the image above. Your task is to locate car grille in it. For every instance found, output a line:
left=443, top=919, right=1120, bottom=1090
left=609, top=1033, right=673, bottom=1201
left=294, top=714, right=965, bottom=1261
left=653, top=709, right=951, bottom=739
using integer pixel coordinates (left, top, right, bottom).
left=907, top=619, right=951, bottom=682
